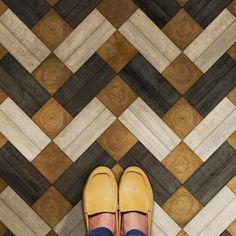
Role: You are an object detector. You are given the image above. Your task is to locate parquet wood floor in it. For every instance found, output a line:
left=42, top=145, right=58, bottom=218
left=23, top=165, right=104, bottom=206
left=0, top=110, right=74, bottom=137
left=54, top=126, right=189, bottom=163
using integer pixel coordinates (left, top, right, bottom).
left=0, top=0, right=235, bottom=235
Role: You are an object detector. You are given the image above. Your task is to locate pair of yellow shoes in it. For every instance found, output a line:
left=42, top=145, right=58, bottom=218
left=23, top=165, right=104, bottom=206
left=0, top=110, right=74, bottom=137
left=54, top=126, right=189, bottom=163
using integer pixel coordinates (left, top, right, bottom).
left=83, top=166, right=154, bottom=236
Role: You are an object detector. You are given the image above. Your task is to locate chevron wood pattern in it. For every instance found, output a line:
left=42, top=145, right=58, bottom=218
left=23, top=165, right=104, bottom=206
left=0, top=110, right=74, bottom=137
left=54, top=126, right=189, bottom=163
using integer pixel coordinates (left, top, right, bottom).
left=0, top=0, right=235, bottom=236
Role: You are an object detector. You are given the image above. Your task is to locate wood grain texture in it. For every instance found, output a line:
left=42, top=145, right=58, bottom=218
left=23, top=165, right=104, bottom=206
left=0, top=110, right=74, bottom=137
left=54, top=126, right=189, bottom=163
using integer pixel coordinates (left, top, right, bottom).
left=118, top=142, right=181, bottom=205
left=132, top=0, right=181, bottom=28
left=0, top=177, right=7, bottom=192
left=0, top=89, right=7, bottom=104
left=199, top=198, right=236, bottom=236
left=163, top=142, right=203, bottom=184
left=184, top=0, right=232, bottom=28
left=54, top=142, right=116, bottom=205
left=227, top=176, right=236, bottom=194
left=0, top=43, right=7, bottom=59
left=54, top=9, right=115, bottom=72
left=54, top=53, right=115, bottom=117
left=119, top=9, right=181, bottom=72
left=0, top=9, right=50, bottom=62
left=0, top=1, right=7, bottom=15
left=227, top=87, right=236, bottom=105
left=0, top=187, right=51, bottom=236
left=163, top=9, right=203, bottom=50
left=228, top=0, right=236, bottom=16
left=0, top=54, right=50, bottom=117
left=97, top=0, right=137, bottom=28
left=32, top=9, right=72, bottom=51
left=0, top=22, right=40, bottom=72
left=32, top=97, right=73, bottom=139
left=54, top=0, right=102, bottom=28
left=97, top=76, right=137, bottom=116
left=185, top=142, right=236, bottom=205
left=162, top=53, right=203, bottom=95
left=33, top=53, right=72, bottom=95
left=184, top=53, right=236, bottom=117
left=119, top=53, right=180, bottom=117
left=163, top=186, right=202, bottom=227
left=184, top=186, right=235, bottom=236
left=228, top=43, right=236, bottom=61
left=195, top=21, right=236, bottom=72
left=227, top=219, right=236, bottom=236
left=184, top=97, right=235, bottom=151
left=32, top=142, right=72, bottom=184
left=1, top=98, right=50, bottom=152
left=32, top=186, right=72, bottom=228
left=195, top=110, right=236, bottom=161
left=0, top=142, right=50, bottom=205
left=54, top=201, right=84, bottom=236
left=2, top=0, right=50, bottom=28
left=97, top=120, right=138, bottom=161
left=184, top=9, right=235, bottom=62
left=0, top=199, right=35, bottom=236
left=163, top=98, right=202, bottom=139
left=97, top=31, right=138, bottom=72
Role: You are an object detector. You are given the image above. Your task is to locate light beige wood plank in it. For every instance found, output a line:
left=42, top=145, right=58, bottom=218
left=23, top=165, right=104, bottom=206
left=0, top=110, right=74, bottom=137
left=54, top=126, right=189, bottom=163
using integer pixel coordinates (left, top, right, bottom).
left=1, top=98, right=50, bottom=151
left=0, top=187, right=51, bottom=236
left=184, top=9, right=235, bottom=62
left=54, top=201, right=84, bottom=236
left=54, top=98, right=106, bottom=151
left=199, top=198, right=236, bottom=236
left=119, top=108, right=170, bottom=161
left=129, top=9, right=181, bottom=62
left=195, top=21, right=236, bottom=72
left=119, top=20, right=170, bottom=72
left=184, top=186, right=235, bottom=236
left=0, top=199, right=36, bottom=236
left=54, top=9, right=104, bottom=62
left=65, top=109, right=116, bottom=161
left=0, top=9, right=50, bottom=62
left=184, top=98, right=235, bottom=151
left=129, top=98, right=181, bottom=151
left=0, top=22, right=40, bottom=73
left=0, top=110, right=41, bottom=161
left=65, top=19, right=115, bottom=72
left=195, top=109, right=236, bottom=161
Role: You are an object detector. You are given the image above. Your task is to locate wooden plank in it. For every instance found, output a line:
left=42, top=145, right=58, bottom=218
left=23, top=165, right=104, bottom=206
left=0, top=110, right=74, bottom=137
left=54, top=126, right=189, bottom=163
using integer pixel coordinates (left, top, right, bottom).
left=185, top=142, right=236, bottom=205
left=119, top=53, right=180, bottom=117
left=0, top=142, right=50, bottom=205
left=0, top=22, right=39, bottom=72
left=0, top=110, right=41, bottom=160
left=0, top=54, right=50, bottom=117
left=196, top=110, right=236, bottom=161
left=199, top=198, right=236, bottom=236
left=54, top=98, right=105, bottom=151
left=65, top=108, right=116, bottom=161
left=65, top=19, right=115, bottom=72
left=184, top=9, right=235, bottom=62
left=0, top=199, right=35, bottom=236
left=119, top=20, right=170, bottom=73
left=54, top=142, right=115, bottom=205
left=195, top=21, right=236, bottom=72
left=129, top=98, right=181, bottom=151
left=184, top=186, right=235, bottom=236
left=0, top=9, right=50, bottom=62
left=1, top=98, right=50, bottom=152
left=153, top=202, right=181, bottom=236
left=54, top=9, right=104, bottom=62
left=129, top=9, right=181, bottom=62
left=0, top=187, right=51, bottom=236
left=54, top=201, right=84, bottom=236
left=184, top=97, right=235, bottom=151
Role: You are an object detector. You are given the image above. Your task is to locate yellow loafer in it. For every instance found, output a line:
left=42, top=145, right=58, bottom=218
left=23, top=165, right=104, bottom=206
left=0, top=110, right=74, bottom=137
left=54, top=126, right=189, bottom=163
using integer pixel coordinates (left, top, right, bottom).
left=83, top=166, right=119, bottom=235
left=119, top=166, right=154, bottom=236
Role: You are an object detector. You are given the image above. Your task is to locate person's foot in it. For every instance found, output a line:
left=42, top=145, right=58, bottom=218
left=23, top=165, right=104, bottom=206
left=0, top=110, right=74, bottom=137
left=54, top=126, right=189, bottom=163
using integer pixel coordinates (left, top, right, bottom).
left=89, top=213, right=116, bottom=233
left=121, top=212, right=148, bottom=236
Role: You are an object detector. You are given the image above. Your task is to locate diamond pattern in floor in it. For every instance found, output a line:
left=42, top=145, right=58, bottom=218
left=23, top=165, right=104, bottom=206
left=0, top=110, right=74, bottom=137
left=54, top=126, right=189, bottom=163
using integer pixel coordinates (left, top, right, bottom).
left=0, top=0, right=235, bottom=235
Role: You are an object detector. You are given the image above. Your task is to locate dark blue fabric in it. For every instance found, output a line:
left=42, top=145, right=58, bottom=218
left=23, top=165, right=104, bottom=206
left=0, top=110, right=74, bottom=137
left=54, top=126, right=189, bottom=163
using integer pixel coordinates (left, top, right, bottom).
left=87, top=227, right=146, bottom=236
left=126, top=229, right=146, bottom=236
left=87, top=227, right=113, bottom=236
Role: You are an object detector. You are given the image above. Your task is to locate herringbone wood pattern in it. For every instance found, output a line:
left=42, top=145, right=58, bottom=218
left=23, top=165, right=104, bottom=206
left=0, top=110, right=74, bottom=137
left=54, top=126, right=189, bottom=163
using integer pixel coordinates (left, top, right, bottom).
left=0, top=0, right=236, bottom=235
